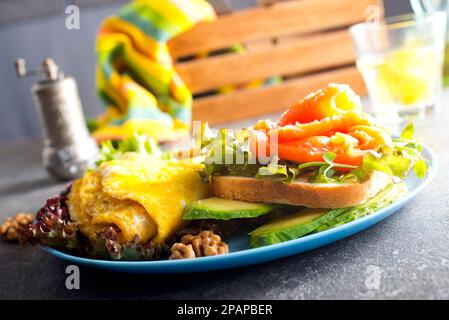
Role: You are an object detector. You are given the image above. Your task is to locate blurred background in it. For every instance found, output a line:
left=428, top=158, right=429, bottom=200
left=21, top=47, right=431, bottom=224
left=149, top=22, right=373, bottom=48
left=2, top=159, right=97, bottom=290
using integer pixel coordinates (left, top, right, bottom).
left=0, top=0, right=413, bottom=142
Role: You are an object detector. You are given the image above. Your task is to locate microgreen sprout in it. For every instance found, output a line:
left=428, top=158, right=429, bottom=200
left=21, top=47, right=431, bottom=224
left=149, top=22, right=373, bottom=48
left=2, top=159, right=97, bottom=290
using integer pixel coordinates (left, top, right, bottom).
left=296, top=152, right=358, bottom=182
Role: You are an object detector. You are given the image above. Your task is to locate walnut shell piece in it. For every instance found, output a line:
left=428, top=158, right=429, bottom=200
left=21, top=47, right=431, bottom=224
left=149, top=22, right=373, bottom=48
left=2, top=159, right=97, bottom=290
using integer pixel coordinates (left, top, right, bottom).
left=169, top=230, right=229, bottom=259
left=169, top=243, right=196, bottom=260
left=0, top=212, right=35, bottom=242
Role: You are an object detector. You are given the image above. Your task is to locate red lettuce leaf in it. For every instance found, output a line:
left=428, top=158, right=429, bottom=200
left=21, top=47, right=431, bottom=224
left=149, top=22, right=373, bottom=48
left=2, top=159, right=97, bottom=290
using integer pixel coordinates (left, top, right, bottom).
left=20, top=185, right=168, bottom=260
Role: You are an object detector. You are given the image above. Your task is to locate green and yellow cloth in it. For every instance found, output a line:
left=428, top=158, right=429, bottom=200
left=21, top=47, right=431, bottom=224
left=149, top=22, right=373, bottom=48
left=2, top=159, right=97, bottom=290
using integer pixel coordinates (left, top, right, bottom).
left=92, top=0, right=282, bottom=142
left=92, top=0, right=215, bottom=142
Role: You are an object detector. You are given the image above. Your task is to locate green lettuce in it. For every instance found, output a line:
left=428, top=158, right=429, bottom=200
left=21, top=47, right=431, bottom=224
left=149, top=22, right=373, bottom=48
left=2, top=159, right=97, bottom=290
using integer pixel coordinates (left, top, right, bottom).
left=96, top=133, right=162, bottom=166
left=201, top=122, right=427, bottom=183
left=354, top=123, right=428, bottom=180
left=255, top=123, right=427, bottom=183
left=255, top=156, right=299, bottom=183
left=201, top=127, right=261, bottom=180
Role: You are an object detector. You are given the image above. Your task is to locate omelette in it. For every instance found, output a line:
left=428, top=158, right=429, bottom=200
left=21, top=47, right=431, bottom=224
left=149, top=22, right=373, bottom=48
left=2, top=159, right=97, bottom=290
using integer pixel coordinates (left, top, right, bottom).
left=67, top=153, right=210, bottom=245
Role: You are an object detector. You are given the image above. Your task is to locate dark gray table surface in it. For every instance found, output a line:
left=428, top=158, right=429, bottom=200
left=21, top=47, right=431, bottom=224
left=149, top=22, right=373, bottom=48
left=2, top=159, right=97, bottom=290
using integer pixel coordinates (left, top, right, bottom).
left=1, top=110, right=449, bottom=300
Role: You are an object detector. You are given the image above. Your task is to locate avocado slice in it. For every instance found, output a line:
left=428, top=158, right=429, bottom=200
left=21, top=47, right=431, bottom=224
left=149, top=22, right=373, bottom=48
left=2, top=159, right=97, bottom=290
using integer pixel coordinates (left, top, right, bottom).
left=183, top=197, right=275, bottom=221
left=249, top=207, right=345, bottom=248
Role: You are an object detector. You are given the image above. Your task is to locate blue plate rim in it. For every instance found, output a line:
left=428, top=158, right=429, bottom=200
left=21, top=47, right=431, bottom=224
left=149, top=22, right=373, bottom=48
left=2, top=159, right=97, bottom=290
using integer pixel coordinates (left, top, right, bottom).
left=41, top=143, right=438, bottom=270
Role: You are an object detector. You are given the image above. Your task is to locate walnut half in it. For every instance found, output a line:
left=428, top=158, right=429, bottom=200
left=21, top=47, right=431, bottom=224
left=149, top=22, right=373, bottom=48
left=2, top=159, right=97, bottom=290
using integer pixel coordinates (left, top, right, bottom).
left=0, top=212, right=35, bottom=242
left=170, top=243, right=196, bottom=259
left=169, top=230, right=229, bottom=259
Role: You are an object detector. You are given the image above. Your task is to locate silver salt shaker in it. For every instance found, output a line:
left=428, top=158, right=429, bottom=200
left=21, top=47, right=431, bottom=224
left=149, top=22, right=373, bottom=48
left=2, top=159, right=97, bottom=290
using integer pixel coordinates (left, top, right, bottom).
left=15, top=58, right=98, bottom=181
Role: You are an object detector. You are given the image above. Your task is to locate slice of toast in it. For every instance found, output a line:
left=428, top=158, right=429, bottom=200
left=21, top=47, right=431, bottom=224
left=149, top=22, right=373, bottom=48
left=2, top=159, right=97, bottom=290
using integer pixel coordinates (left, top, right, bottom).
left=211, top=171, right=391, bottom=208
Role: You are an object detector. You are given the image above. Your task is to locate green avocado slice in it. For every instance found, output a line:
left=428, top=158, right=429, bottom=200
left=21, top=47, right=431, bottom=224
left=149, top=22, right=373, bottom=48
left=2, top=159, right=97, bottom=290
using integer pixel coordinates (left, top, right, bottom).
left=183, top=198, right=275, bottom=221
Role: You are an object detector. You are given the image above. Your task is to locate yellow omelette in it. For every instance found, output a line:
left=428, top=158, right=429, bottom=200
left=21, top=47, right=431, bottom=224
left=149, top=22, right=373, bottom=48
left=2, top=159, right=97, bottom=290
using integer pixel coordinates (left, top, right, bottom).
left=67, top=153, right=210, bottom=245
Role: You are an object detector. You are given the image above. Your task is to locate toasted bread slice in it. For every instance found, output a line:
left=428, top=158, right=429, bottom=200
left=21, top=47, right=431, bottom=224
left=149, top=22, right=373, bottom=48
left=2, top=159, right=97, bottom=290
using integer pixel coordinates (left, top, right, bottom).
left=211, top=171, right=391, bottom=208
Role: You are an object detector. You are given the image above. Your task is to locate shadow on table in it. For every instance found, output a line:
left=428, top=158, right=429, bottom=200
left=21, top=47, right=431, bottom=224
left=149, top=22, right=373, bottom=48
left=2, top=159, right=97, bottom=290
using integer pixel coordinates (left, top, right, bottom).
left=64, top=249, right=313, bottom=300
left=76, top=262, right=268, bottom=299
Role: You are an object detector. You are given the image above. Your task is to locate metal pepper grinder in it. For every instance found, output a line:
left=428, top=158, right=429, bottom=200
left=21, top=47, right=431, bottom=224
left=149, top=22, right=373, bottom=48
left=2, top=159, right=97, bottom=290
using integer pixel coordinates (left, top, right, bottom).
left=15, top=58, right=98, bottom=181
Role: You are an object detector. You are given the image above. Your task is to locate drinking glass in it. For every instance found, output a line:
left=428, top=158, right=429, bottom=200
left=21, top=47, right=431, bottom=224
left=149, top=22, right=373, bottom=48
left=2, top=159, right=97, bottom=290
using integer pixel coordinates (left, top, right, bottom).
left=350, top=12, right=446, bottom=125
left=411, top=0, right=449, bottom=85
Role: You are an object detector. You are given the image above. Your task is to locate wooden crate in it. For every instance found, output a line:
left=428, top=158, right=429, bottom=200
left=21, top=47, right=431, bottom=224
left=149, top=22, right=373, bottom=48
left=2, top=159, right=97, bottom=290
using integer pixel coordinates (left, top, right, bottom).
left=169, top=0, right=382, bottom=124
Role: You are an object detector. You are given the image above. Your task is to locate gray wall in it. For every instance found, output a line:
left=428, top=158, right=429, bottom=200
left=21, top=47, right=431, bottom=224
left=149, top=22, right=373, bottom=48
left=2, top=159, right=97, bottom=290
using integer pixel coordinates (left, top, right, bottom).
left=0, top=0, right=411, bottom=142
left=0, top=1, right=127, bottom=142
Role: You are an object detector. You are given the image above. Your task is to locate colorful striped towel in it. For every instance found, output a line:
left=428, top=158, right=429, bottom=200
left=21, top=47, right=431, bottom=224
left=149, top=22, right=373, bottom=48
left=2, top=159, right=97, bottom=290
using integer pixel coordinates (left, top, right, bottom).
left=92, top=0, right=216, bottom=142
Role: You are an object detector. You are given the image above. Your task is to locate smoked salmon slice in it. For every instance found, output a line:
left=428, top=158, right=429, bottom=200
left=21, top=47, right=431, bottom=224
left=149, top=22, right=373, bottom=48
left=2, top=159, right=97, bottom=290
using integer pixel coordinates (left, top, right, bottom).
left=278, top=84, right=362, bottom=126
left=276, top=135, right=365, bottom=166
left=346, top=125, right=393, bottom=150
left=250, top=84, right=391, bottom=166
left=273, top=110, right=373, bottom=143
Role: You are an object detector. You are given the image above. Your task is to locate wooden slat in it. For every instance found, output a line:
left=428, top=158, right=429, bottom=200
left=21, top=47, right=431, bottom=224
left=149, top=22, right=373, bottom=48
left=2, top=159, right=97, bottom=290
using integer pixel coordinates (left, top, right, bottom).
left=169, top=0, right=381, bottom=58
left=192, top=67, right=366, bottom=124
left=176, top=30, right=355, bottom=94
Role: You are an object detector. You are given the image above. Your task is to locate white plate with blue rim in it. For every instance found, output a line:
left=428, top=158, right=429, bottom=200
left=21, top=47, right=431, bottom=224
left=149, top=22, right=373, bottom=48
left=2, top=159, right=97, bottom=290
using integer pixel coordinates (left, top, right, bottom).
left=41, top=143, right=438, bottom=273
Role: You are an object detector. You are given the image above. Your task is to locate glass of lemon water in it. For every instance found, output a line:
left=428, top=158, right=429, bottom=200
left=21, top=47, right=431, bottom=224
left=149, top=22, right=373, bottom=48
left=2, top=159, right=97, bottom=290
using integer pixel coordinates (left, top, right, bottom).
left=350, top=12, right=446, bottom=124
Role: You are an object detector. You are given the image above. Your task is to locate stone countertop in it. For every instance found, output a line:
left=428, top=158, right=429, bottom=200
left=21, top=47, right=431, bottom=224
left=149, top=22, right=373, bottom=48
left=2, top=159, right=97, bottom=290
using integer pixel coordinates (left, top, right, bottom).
left=1, top=109, right=449, bottom=300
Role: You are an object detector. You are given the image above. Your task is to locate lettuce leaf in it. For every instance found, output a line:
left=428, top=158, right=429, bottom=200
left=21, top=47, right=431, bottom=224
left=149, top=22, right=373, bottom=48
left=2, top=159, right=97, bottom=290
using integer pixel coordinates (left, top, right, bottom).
left=255, top=157, right=298, bottom=183
left=20, top=185, right=81, bottom=250
left=96, top=133, right=162, bottom=166
left=200, top=122, right=427, bottom=183
left=353, top=123, right=428, bottom=180
left=400, top=123, right=414, bottom=140
left=89, top=226, right=169, bottom=261
left=201, top=127, right=262, bottom=179
left=20, top=185, right=169, bottom=261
